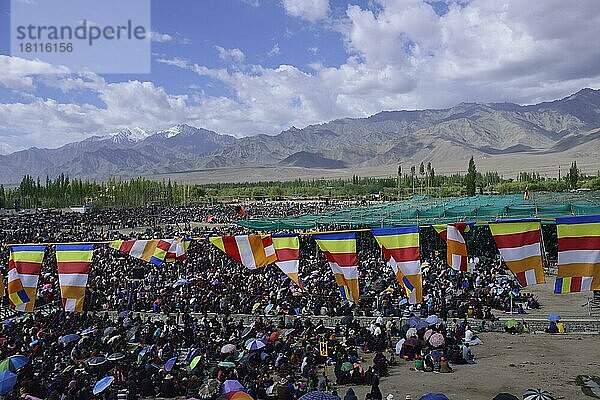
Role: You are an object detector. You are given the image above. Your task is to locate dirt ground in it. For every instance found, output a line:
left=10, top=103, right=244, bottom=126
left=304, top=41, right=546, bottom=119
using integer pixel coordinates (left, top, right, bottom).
left=335, top=282, right=599, bottom=400
left=336, top=332, right=600, bottom=400
left=520, top=281, right=595, bottom=319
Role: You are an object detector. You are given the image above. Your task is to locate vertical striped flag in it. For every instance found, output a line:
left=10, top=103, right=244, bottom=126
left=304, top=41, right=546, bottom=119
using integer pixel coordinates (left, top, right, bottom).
left=209, top=235, right=276, bottom=269
left=432, top=224, right=447, bottom=241
left=314, top=232, right=359, bottom=304
left=109, top=239, right=172, bottom=266
left=433, top=223, right=471, bottom=272
left=8, top=245, right=46, bottom=312
left=56, top=244, right=94, bottom=312
left=554, top=215, right=600, bottom=294
left=371, top=227, right=422, bottom=304
left=489, top=220, right=545, bottom=287
left=165, top=239, right=190, bottom=262
left=272, top=234, right=305, bottom=289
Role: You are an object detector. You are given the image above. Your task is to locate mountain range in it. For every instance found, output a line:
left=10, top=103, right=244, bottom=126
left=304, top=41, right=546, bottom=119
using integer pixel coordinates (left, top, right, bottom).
left=1, top=88, right=599, bottom=184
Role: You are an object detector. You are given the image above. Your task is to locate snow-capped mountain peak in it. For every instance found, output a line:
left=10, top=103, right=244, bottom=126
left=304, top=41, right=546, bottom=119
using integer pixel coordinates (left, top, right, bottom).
left=157, top=124, right=199, bottom=138
left=109, top=127, right=150, bottom=143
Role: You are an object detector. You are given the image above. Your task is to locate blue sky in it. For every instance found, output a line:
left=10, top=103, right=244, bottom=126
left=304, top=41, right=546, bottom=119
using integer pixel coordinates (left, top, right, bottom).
left=0, top=1, right=347, bottom=108
left=1, top=0, right=599, bottom=153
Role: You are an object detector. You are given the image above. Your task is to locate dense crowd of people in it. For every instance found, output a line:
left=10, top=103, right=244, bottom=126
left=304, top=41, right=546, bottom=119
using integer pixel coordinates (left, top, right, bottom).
left=0, top=204, right=541, bottom=399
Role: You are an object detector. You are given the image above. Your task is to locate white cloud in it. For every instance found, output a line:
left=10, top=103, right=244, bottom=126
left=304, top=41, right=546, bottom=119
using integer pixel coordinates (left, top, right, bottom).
left=282, top=0, right=330, bottom=23
left=149, top=31, right=191, bottom=44
left=0, top=56, right=70, bottom=92
left=241, top=0, right=260, bottom=6
left=2, top=0, right=600, bottom=151
left=267, top=43, right=281, bottom=57
left=155, top=57, right=189, bottom=69
left=215, top=46, right=246, bottom=64
left=157, top=0, right=600, bottom=136
left=150, top=31, right=174, bottom=43
left=0, top=61, right=195, bottom=149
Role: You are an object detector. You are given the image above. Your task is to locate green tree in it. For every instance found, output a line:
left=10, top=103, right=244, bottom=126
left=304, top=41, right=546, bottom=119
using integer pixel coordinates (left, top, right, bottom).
left=426, top=162, right=432, bottom=188
left=397, top=164, right=402, bottom=195
left=568, top=161, right=579, bottom=189
left=465, top=156, right=477, bottom=196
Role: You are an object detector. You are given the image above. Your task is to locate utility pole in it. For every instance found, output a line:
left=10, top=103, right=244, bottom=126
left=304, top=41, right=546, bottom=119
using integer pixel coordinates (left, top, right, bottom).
left=397, top=164, right=402, bottom=199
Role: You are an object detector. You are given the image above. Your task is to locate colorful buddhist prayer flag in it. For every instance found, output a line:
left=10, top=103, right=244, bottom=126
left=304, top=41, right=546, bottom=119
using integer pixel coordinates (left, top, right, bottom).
left=8, top=245, right=46, bottom=312
left=432, top=224, right=447, bottom=241
left=433, top=223, right=471, bottom=272
left=314, top=232, right=359, bottom=304
left=165, top=239, right=190, bottom=262
left=489, top=220, right=545, bottom=287
left=209, top=235, right=276, bottom=269
left=109, top=239, right=172, bottom=266
left=272, top=234, right=305, bottom=289
left=56, top=244, right=94, bottom=312
left=554, top=215, right=600, bottom=293
left=371, top=227, right=422, bottom=304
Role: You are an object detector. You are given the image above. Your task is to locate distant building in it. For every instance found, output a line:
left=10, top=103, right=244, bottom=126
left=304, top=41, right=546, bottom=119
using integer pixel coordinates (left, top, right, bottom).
left=70, top=205, right=92, bottom=214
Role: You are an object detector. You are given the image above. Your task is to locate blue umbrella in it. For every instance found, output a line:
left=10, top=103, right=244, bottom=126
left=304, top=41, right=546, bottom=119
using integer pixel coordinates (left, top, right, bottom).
left=419, top=394, right=449, bottom=400
left=298, top=392, right=338, bottom=400
left=59, top=334, right=80, bottom=345
left=103, top=327, right=116, bottom=336
left=93, top=376, right=114, bottom=395
left=398, top=298, right=408, bottom=306
left=415, top=320, right=429, bottom=330
left=81, top=327, right=96, bottom=336
left=187, top=348, right=200, bottom=363
left=245, top=339, right=266, bottom=351
left=0, top=355, right=29, bottom=372
left=88, top=356, right=107, bottom=366
left=407, top=316, right=421, bottom=327
left=164, top=357, right=177, bottom=372
left=107, top=353, right=125, bottom=362
left=173, top=278, right=189, bottom=287
left=548, top=314, right=561, bottom=322
left=241, top=326, right=254, bottom=339
left=0, top=370, right=17, bottom=395
left=425, top=315, right=439, bottom=325
left=221, top=379, right=244, bottom=394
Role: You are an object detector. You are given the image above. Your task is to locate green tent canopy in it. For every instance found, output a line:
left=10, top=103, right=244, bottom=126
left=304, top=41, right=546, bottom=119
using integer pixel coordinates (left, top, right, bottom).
left=236, top=192, right=600, bottom=231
